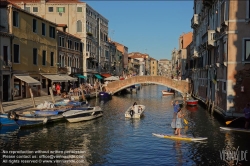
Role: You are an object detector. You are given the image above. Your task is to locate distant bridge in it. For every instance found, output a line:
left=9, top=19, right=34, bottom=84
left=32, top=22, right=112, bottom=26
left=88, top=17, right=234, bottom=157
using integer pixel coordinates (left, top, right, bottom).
left=106, top=76, right=190, bottom=95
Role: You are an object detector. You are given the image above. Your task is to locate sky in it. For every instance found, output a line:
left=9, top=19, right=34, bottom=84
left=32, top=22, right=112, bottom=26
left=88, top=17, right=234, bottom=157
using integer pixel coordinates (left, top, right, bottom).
left=85, top=1, right=194, bottom=60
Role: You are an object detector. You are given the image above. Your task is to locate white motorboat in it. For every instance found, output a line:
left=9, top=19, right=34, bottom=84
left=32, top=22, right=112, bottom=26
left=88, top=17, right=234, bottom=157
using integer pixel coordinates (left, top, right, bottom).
left=62, top=106, right=103, bottom=123
left=125, top=105, right=145, bottom=118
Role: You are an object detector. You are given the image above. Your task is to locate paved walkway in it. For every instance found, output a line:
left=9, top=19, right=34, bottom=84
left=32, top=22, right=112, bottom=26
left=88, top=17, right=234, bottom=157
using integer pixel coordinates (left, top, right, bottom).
left=1, top=91, right=99, bottom=113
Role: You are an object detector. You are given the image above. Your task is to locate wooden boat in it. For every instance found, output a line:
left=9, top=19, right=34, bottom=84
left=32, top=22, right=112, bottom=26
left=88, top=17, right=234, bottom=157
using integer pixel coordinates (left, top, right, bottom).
left=0, top=114, right=16, bottom=126
left=152, top=133, right=208, bottom=141
left=125, top=105, right=145, bottom=118
left=220, top=127, right=250, bottom=133
left=162, top=90, right=174, bottom=96
left=62, top=106, right=103, bottom=123
left=54, top=100, right=88, bottom=107
left=186, top=100, right=198, bottom=106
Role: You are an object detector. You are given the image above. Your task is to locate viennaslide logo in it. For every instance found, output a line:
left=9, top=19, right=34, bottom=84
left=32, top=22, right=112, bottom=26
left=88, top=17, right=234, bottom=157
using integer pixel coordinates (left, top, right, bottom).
left=219, top=146, right=248, bottom=165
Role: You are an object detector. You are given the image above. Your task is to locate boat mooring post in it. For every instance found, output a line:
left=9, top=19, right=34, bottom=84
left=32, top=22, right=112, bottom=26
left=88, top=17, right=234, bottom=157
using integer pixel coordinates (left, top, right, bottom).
left=211, top=101, right=215, bottom=113
left=29, top=87, right=36, bottom=108
left=49, top=87, right=55, bottom=104
left=0, top=97, right=4, bottom=114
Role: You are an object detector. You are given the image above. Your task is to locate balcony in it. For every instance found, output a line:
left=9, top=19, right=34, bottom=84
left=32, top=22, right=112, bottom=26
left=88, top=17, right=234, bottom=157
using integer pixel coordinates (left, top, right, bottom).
left=57, top=67, right=68, bottom=74
left=191, top=14, right=199, bottom=28
left=207, top=30, right=216, bottom=48
left=192, top=48, right=199, bottom=58
left=67, top=67, right=81, bottom=74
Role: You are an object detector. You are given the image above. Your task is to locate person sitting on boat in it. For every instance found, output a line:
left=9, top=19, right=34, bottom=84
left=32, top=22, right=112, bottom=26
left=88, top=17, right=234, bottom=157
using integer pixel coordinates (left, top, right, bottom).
left=129, top=102, right=137, bottom=117
left=243, top=103, right=250, bottom=129
left=138, top=106, right=142, bottom=113
left=175, top=108, right=185, bottom=136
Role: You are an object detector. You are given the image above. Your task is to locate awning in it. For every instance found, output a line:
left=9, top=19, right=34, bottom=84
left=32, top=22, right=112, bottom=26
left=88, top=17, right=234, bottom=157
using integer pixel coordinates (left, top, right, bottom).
left=61, top=75, right=77, bottom=81
left=94, top=74, right=103, bottom=79
left=101, top=73, right=112, bottom=78
left=75, top=74, right=87, bottom=79
left=14, top=74, right=41, bottom=85
left=41, top=74, right=68, bottom=82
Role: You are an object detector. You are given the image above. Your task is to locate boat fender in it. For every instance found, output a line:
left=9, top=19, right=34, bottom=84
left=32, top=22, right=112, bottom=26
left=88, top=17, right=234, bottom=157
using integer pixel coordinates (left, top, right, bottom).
left=130, top=110, right=134, bottom=117
left=8, top=111, right=17, bottom=120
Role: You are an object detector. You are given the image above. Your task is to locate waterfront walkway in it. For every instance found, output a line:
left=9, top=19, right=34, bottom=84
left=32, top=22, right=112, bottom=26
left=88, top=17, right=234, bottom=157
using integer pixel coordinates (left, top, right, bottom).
left=1, top=92, right=99, bottom=113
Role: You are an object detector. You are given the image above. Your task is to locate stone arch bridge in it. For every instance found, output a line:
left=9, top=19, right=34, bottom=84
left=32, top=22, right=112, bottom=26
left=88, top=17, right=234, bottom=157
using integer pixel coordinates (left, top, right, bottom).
left=106, top=76, right=190, bottom=95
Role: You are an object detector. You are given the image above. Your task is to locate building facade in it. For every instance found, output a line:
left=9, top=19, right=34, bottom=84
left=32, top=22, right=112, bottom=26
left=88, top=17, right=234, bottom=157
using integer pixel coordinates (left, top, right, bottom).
left=158, top=59, right=172, bottom=77
left=150, top=58, right=158, bottom=76
left=190, top=0, right=250, bottom=117
left=12, top=0, right=110, bottom=84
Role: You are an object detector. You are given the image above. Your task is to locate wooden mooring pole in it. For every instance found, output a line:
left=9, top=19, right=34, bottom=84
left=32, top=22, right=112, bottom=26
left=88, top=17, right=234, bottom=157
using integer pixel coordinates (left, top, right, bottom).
left=29, top=87, right=36, bottom=108
left=49, top=87, right=55, bottom=104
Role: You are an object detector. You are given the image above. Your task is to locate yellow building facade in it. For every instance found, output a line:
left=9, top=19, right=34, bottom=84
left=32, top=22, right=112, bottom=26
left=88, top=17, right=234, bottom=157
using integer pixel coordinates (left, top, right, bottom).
left=6, top=4, right=58, bottom=100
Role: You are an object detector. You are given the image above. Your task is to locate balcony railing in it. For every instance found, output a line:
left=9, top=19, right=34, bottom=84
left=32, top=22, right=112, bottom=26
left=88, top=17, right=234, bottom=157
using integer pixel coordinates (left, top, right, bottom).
left=67, top=67, right=81, bottom=74
left=191, top=14, right=199, bottom=28
left=207, top=30, right=216, bottom=48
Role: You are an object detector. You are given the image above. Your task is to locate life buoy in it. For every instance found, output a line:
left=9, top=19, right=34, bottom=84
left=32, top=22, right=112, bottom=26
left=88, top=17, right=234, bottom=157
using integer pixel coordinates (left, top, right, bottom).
left=130, top=110, right=134, bottom=118
left=8, top=111, right=17, bottom=120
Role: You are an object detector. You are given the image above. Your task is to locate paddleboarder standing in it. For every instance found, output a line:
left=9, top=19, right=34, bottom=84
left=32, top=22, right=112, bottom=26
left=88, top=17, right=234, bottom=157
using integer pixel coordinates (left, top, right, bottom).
left=175, top=108, right=185, bottom=136
left=243, top=103, right=250, bottom=129
left=171, top=100, right=180, bottom=128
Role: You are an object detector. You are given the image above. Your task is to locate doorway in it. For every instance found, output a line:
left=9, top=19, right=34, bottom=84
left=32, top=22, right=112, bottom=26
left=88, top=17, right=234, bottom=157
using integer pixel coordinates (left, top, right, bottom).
left=3, top=75, right=9, bottom=101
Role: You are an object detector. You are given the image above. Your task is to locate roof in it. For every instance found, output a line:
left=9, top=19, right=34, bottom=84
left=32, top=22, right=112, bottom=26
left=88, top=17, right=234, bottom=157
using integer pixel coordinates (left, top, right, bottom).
left=57, top=24, right=67, bottom=28
left=56, top=29, right=81, bottom=40
left=9, top=0, right=84, bottom=4
left=128, top=52, right=148, bottom=59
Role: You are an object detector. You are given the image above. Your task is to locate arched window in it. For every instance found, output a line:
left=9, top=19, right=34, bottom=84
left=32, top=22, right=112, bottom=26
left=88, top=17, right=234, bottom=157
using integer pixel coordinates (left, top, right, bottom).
left=77, top=20, right=82, bottom=32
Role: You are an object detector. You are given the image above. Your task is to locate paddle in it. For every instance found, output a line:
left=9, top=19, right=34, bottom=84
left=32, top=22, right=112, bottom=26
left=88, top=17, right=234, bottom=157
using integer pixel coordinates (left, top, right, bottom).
left=184, top=118, right=188, bottom=125
left=226, top=112, right=250, bottom=125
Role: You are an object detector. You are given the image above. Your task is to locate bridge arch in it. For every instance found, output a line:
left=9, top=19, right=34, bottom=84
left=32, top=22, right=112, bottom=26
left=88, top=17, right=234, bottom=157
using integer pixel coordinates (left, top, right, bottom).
left=106, top=76, right=190, bottom=95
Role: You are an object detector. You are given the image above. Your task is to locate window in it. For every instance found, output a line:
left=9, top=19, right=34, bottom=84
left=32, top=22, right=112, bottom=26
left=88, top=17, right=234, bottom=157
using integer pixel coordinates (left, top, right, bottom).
left=42, top=50, right=46, bottom=65
left=77, top=7, right=82, bottom=12
left=62, top=38, right=65, bottom=47
left=49, top=26, right=55, bottom=38
left=48, top=7, right=53, bottom=12
left=3, top=46, right=8, bottom=65
left=75, top=42, right=79, bottom=50
left=33, top=48, right=37, bottom=65
left=57, top=7, right=65, bottom=13
left=42, top=23, right=46, bottom=36
left=24, top=7, right=30, bottom=12
left=80, top=43, right=83, bottom=52
left=244, top=39, right=250, bottom=61
left=59, top=37, right=62, bottom=46
left=68, top=40, right=72, bottom=49
left=220, top=2, right=225, bottom=24
left=77, top=20, right=82, bottom=32
left=223, top=81, right=226, bottom=92
left=14, top=79, right=21, bottom=97
left=33, top=7, right=38, bottom=12
left=50, top=52, right=54, bottom=66
left=13, top=11, right=19, bottom=27
left=42, top=79, right=46, bottom=88
left=33, top=19, right=37, bottom=33
left=13, top=44, right=19, bottom=63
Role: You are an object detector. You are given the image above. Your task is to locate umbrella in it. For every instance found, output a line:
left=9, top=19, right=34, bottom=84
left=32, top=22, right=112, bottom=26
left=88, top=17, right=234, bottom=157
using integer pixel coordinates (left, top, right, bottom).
left=104, top=76, right=119, bottom=81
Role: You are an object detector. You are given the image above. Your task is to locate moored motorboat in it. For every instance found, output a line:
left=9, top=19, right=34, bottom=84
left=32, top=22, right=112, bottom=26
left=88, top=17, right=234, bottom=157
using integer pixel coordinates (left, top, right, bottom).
left=162, top=90, right=174, bottom=96
left=186, top=105, right=198, bottom=111
left=125, top=105, right=145, bottom=118
left=62, top=106, right=103, bottom=123
left=99, top=92, right=112, bottom=100
left=186, top=100, right=198, bottom=106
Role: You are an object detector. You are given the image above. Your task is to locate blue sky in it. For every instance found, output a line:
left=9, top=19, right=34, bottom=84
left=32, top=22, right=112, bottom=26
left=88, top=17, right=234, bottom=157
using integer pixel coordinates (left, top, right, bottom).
left=85, top=1, right=193, bottom=60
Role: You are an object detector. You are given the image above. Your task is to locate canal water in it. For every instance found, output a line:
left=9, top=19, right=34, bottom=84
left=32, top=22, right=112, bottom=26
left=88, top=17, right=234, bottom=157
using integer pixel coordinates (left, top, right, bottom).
left=1, top=85, right=250, bottom=165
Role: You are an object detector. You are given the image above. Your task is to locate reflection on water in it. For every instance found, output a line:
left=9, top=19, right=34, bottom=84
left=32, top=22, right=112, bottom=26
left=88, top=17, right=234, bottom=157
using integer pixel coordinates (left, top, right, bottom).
left=1, top=85, right=250, bottom=165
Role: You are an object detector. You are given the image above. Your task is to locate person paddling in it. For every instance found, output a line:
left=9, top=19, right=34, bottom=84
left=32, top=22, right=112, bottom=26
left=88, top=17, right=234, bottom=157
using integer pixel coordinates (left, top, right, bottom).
left=175, top=108, right=185, bottom=136
left=171, top=100, right=180, bottom=129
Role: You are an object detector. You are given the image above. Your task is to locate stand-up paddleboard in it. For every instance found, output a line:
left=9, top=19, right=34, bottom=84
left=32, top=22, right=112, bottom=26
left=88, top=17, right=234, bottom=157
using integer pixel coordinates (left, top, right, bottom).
left=220, top=127, right=250, bottom=133
left=152, top=133, right=208, bottom=141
